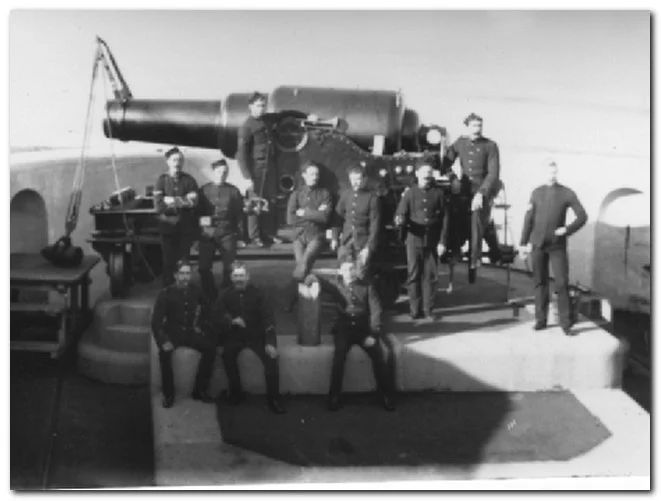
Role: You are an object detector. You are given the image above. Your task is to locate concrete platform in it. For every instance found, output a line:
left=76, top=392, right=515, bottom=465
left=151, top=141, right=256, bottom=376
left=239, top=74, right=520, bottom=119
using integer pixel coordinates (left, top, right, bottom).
left=151, top=307, right=627, bottom=397
left=151, top=388, right=650, bottom=486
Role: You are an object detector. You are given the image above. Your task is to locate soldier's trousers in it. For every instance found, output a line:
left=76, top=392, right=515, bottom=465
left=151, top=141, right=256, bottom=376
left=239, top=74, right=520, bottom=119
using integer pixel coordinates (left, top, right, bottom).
left=221, top=340, right=280, bottom=397
left=286, top=235, right=325, bottom=307
left=161, top=232, right=195, bottom=287
left=246, top=167, right=272, bottom=242
left=198, top=234, right=237, bottom=299
left=158, top=335, right=216, bottom=398
left=470, top=200, right=492, bottom=267
left=531, top=246, right=571, bottom=328
left=405, top=242, right=438, bottom=316
left=329, top=326, right=394, bottom=398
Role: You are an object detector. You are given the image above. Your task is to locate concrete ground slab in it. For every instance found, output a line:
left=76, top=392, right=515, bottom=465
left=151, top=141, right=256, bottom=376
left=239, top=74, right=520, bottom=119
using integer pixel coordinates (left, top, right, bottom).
left=151, top=389, right=649, bottom=487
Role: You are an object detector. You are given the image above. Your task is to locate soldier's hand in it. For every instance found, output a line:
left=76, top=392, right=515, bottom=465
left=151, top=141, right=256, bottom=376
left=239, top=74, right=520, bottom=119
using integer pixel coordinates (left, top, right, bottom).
left=162, top=341, right=174, bottom=352
left=163, top=196, right=176, bottom=206
left=437, top=244, right=446, bottom=256
left=554, top=226, right=567, bottom=236
left=394, top=214, right=404, bottom=226
left=330, top=239, right=338, bottom=252
left=202, top=226, right=215, bottom=238
left=296, top=208, right=305, bottom=217
left=318, top=204, right=328, bottom=211
left=265, top=344, right=278, bottom=358
left=519, top=243, right=532, bottom=258
left=363, top=336, right=376, bottom=348
left=232, top=317, right=246, bottom=328
left=471, top=192, right=484, bottom=211
left=359, top=247, right=369, bottom=263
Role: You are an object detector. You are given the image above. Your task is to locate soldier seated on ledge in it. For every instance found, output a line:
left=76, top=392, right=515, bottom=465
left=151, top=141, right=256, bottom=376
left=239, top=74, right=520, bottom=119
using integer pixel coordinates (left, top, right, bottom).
left=151, top=260, right=217, bottom=409
left=209, top=261, right=286, bottom=414
left=303, top=257, right=396, bottom=412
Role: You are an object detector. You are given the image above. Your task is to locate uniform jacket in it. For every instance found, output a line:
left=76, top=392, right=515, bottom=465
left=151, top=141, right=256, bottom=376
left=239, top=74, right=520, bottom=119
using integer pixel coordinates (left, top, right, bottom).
left=520, top=183, right=588, bottom=249
left=151, top=283, right=208, bottom=349
left=211, top=284, right=277, bottom=346
left=442, top=136, right=501, bottom=198
left=333, top=188, right=381, bottom=253
left=286, top=185, right=333, bottom=240
left=197, top=182, right=244, bottom=238
left=236, top=116, right=271, bottom=181
left=316, top=275, right=382, bottom=335
left=154, top=172, right=199, bottom=234
left=395, top=183, right=449, bottom=248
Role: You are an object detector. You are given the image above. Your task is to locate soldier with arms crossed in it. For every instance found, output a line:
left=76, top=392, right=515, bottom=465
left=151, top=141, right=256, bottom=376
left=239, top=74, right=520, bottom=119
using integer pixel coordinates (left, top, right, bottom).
left=285, top=161, right=333, bottom=310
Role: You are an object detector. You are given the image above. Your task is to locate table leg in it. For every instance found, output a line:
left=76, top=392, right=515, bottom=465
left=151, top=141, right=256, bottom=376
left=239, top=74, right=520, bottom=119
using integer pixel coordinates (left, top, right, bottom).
left=70, top=285, right=80, bottom=333
left=53, top=292, right=68, bottom=359
left=81, top=275, right=90, bottom=314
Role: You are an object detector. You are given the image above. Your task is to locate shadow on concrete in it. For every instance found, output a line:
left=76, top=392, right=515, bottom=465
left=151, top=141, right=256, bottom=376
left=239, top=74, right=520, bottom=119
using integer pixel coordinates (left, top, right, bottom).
left=214, top=360, right=612, bottom=472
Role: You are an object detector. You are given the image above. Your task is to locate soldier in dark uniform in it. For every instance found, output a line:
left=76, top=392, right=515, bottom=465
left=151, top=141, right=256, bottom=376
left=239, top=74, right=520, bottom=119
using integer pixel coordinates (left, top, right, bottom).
left=519, top=159, right=587, bottom=335
left=210, top=262, right=286, bottom=414
left=236, top=92, right=278, bottom=247
left=151, top=260, right=216, bottom=409
left=395, top=164, right=449, bottom=320
left=285, top=161, right=333, bottom=309
left=197, top=159, right=244, bottom=300
left=331, top=166, right=381, bottom=278
left=441, top=113, right=502, bottom=279
left=313, top=258, right=396, bottom=412
left=154, top=147, right=199, bottom=287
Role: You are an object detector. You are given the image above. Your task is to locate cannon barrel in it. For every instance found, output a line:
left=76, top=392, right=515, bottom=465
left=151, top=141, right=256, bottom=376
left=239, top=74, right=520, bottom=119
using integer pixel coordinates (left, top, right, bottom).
left=103, top=86, right=421, bottom=157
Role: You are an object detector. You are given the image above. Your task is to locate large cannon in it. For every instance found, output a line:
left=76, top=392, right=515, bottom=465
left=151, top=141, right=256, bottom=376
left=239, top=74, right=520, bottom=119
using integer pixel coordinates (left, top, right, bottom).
left=89, top=39, right=452, bottom=300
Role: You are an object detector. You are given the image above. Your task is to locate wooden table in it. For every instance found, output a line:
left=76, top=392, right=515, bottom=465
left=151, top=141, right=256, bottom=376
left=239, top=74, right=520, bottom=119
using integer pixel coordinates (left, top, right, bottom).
left=10, top=253, right=100, bottom=358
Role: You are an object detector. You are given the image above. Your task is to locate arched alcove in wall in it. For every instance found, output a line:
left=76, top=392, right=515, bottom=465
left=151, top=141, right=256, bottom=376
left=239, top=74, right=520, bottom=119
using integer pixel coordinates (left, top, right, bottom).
left=593, top=187, right=650, bottom=310
left=10, top=189, right=49, bottom=303
left=11, top=189, right=48, bottom=254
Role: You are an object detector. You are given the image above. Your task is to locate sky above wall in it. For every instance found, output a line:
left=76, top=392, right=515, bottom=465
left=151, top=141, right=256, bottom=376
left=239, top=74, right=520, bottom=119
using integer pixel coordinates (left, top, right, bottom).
left=10, top=10, right=649, bottom=152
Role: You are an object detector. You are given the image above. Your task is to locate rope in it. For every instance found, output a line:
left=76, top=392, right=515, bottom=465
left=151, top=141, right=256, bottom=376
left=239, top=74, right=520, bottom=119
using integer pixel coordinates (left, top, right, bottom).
left=65, top=45, right=100, bottom=237
left=100, top=69, right=158, bottom=281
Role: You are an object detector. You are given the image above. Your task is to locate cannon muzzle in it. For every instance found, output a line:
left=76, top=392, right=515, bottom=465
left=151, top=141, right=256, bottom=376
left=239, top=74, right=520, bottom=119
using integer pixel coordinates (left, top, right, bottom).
left=103, top=95, right=252, bottom=158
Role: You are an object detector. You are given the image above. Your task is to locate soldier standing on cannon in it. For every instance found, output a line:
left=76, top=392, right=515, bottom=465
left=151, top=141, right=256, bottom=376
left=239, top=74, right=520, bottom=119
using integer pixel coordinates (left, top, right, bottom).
left=210, top=262, right=286, bottom=414
left=237, top=92, right=281, bottom=247
left=197, top=159, right=245, bottom=300
left=284, top=161, right=333, bottom=311
left=151, top=260, right=217, bottom=409
left=395, top=164, right=449, bottom=321
left=313, top=258, right=396, bottom=412
left=154, top=147, right=199, bottom=287
left=441, top=113, right=502, bottom=281
left=331, top=165, right=381, bottom=278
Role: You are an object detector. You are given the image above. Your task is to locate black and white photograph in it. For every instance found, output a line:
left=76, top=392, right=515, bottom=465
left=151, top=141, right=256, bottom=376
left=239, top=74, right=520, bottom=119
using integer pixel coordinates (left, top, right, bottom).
left=8, top=7, right=651, bottom=490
